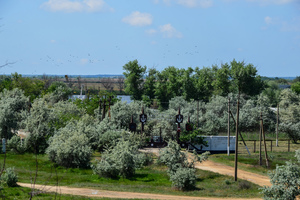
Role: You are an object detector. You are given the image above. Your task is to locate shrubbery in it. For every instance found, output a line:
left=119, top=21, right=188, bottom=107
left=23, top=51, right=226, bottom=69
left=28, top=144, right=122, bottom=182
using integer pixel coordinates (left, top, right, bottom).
left=158, top=140, right=209, bottom=190
left=1, top=167, right=18, bottom=187
left=261, top=150, right=300, bottom=200
left=46, top=121, right=92, bottom=168
left=93, top=139, right=151, bottom=179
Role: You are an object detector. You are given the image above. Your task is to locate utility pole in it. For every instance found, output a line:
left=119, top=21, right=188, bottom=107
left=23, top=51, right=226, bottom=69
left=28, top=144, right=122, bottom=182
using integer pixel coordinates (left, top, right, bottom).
left=259, top=112, right=262, bottom=166
left=234, top=93, right=240, bottom=182
left=276, top=104, right=279, bottom=147
left=228, top=98, right=230, bottom=156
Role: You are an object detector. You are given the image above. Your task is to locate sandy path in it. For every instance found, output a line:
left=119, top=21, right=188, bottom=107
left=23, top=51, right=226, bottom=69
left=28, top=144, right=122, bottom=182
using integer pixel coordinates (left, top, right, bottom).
left=194, top=160, right=271, bottom=187
left=141, top=148, right=271, bottom=187
left=18, top=182, right=261, bottom=200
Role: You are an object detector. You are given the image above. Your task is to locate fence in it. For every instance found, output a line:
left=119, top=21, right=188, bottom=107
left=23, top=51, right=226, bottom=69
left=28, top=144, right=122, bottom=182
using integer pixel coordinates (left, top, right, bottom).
left=238, top=139, right=299, bottom=155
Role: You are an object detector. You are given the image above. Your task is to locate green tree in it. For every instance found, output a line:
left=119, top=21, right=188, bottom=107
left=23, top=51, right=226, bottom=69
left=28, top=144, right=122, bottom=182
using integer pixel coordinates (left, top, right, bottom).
left=230, top=59, right=265, bottom=96
left=212, top=63, right=231, bottom=96
left=11, top=73, right=45, bottom=101
left=155, top=67, right=183, bottom=109
left=291, top=82, right=300, bottom=95
left=123, top=60, right=146, bottom=100
left=143, top=68, right=157, bottom=100
left=194, top=66, right=215, bottom=102
left=182, top=67, right=197, bottom=101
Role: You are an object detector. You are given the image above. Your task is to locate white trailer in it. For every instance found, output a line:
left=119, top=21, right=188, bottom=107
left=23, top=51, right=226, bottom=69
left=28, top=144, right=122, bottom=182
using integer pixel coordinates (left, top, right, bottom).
left=189, top=136, right=236, bottom=153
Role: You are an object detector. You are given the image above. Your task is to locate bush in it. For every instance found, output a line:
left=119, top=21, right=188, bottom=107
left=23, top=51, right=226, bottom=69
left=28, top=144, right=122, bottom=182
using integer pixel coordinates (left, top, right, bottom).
left=260, top=161, right=300, bottom=200
left=1, top=167, right=18, bottom=187
left=46, top=121, right=92, bottom=168
left=158, top=140, right=209, bottom=190
left=169, top=167, right=196, bottom=190
left=93, top=140, right=148, bottom=179
left=238, top=180, right=251, bottom=190
left=7, top=135, right=26, bottom=154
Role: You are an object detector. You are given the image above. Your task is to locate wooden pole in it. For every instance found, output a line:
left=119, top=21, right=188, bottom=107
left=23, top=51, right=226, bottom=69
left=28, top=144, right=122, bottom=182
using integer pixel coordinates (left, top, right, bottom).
left=229, top=111, right=251, bottom=155
left=271, top=140, right=272, bottom=152
left=288, top=140, right=290, bottom=152
left=261, top=115, right=269, bottom=168
left=254, top=140, right=256, bottom=153
left=197, top=101, right=199, bottom=128
left=234, top=95, right=240, bottom=182
left=259, top=113, right=262, bottom=166
left=228, top=98, right=230, bottom=156
left=276, top=104, right=279, bottom=147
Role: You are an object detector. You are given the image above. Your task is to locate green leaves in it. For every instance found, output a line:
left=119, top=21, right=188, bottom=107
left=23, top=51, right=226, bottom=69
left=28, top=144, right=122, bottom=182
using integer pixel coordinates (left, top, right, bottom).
left=123, top=60, right=146, bottom=101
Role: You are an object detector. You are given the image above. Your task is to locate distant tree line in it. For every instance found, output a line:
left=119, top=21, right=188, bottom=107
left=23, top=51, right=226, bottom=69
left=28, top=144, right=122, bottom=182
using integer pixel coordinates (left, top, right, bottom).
left=123, top=59, right=266, bottom=109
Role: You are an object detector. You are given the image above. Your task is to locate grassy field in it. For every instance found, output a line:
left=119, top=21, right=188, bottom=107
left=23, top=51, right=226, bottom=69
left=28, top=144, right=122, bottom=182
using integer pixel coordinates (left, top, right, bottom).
left=1, top=152, right=261, bottom=199
left=210, top=140, right=300, bottom=176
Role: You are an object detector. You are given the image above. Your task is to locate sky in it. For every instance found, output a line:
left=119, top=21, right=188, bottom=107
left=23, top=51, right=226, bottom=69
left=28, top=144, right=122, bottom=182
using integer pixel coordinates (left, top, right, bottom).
left=0, top=0, right=300, bottom=77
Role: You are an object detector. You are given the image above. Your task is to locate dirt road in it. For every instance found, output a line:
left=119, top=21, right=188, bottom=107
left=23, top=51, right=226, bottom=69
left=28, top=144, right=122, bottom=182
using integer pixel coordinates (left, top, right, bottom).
left=141, top=148, right=271, bottom=187
left=18, top=182, right=261, bottom=200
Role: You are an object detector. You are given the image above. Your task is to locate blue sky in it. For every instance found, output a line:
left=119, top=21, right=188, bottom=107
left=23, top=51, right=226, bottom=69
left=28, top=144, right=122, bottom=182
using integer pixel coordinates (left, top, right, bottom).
left=0, top=0, right=299, bottom=77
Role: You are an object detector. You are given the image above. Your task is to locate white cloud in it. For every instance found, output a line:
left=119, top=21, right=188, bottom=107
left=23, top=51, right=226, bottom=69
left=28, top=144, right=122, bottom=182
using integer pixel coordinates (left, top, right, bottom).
left=177, top=0, right=213, bottom=8
left=122, top=11, right=153, bottom=27
left=264, top=16, right=273, bottom=25
left=41, top=0, right=113, bottom=13
left=159, top=24, right=183, bottom=38
left=146, top=29, right=157, bottom=35
left=247, top=0, right=296, bottom=5
left=155, top=0, right=213, bottom=8
left=50, top=39, right=56, bottom=43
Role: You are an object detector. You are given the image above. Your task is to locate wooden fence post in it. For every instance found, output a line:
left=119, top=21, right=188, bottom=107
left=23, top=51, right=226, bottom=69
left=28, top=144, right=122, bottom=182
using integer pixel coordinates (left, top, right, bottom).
left=288, top=140, right=290, bottom=152
left=254, top=140, right=256, bottom=153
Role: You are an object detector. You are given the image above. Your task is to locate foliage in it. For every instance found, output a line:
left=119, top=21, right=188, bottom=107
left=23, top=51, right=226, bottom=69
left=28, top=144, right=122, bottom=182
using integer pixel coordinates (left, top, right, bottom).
left=49, top=100, right=85, bottom=131
left=291, top=82, right=300, bottom=95
left=93, top=140, right=147, bottom=178
left=10, top=73, right=46, bottom=101
left=1, top=167, right=18, bottom=187
left=46, top=121, right=92, bottom=168
left=110, top=100, right=150, bottom=130
left=74, top=91, right=118, bottom=116
left=143, top=68, right=157, bottom=101
left=155, top=67, right=184, bottom=109
left=278, top=89, right=300, bottom=142
left=169, top=167, right=196, bottom=190
left=158, top=140, right=209, bottom=190
left=230, top=59, right=265, bottom=96
left=7, top=135, right=26, bottom=154
left=179, top=128, right=208, bottom=146
left=0, top=88, right=28, bottom=139
left=44, top=81, right=72, bottom=104
left=261, top=160, right=300, bottom=200
left=123, top=60, right=146, bottom=100
left=21, top=98, right=52, bottom=154
left=279, top=123, right=300, bottom=143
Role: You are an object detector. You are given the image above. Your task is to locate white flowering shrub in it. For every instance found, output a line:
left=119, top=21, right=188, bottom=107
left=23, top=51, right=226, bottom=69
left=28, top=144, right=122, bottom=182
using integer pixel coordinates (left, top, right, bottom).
left=93, top=139, right=150, bottom=179
left=46, top=121, right=92, bottom=168
left=261, top=150, right=300, bottom=200
left=7, top=135, right=26, bottom=154
left=158, top=140, right=209, bottom=190
left=22, top=98, right=52, bottom=153
left=1, top=167, right=18, bottom=187
left=169, top=167, right=196, bottom=190
left=0, top=88, right=28, bottom=139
